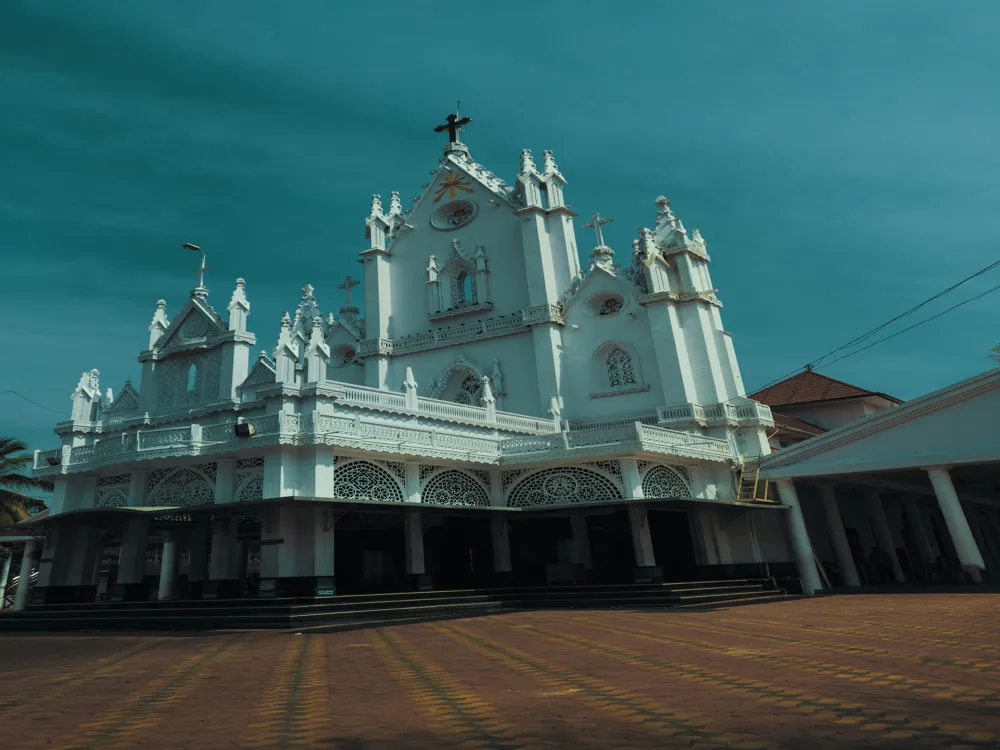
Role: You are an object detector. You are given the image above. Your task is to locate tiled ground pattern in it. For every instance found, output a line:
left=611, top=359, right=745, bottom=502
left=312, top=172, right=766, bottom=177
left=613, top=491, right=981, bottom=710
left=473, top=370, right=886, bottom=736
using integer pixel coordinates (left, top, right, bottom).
left=0, top=594, right=998, bottom=748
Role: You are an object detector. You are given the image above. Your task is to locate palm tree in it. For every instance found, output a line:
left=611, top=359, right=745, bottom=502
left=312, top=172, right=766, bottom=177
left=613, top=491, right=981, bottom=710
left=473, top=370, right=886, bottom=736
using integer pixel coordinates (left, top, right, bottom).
left=0, top=437, right=52, bottom=525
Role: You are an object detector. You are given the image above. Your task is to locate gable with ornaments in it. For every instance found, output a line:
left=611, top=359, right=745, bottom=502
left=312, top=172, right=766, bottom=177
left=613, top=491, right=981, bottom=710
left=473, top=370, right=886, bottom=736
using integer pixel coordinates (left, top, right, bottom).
left=137, top=273, right=257, bottom=416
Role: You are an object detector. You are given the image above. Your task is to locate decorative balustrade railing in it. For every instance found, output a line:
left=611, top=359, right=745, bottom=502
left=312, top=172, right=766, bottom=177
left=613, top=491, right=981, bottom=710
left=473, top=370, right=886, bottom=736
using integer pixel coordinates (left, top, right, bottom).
left=635, top=423, right=733, bottom=460
left=334, top=384, right=408, bottom=411
left=496, top=412, right=558, bottom=434
left=657, top=400, right=773, bottom=427
left=500, top=421, right=733, bottom=462
left=567, top=414, right=659, bottom=432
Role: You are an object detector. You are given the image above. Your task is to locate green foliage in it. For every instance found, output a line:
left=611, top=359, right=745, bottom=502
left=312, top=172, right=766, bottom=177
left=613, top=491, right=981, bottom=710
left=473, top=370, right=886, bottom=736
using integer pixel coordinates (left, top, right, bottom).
left=0, top=437, right=52, bottom=525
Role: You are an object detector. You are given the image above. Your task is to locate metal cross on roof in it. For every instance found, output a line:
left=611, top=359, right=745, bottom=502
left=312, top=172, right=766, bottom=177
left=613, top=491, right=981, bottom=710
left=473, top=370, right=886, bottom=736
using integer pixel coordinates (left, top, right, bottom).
left=336, top=275, right=360, bottom=307
left=183, top=242, right=211, bottom=297
left=434, top=103, right=472, bottom=144
left=583, top=213, right=614, bottom=247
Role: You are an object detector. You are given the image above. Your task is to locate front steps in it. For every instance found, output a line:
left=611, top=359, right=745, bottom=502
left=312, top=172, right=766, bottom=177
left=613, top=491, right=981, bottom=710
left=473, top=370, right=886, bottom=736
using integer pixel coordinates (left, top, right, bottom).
left=0, top=578, right=798, bottom=633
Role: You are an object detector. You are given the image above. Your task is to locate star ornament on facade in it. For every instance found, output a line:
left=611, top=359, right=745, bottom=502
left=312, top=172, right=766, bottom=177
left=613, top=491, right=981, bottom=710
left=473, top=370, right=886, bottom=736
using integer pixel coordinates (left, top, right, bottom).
left=433, top=173, right=475, bottom=203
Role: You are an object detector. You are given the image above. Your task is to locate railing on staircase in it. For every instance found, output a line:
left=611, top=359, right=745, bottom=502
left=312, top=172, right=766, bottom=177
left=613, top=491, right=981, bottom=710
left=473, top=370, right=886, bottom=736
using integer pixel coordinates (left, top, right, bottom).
left=736, top=455, right=776, bottom=504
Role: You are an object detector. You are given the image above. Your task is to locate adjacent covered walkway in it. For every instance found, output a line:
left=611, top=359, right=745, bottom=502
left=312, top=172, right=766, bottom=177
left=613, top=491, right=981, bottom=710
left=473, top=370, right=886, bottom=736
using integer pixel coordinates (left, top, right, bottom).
left=760, top=365, right=1000, bottom=590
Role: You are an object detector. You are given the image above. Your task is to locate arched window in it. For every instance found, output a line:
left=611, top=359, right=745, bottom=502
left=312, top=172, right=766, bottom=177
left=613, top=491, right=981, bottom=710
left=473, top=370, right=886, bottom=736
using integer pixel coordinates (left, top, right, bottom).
left=452, top=269, right=476, bottom=307
left=606, top=348, right=637, bottom=388
left=186, top=363, right=198, bottom=392
left=453, top=373, right=483, bottom=405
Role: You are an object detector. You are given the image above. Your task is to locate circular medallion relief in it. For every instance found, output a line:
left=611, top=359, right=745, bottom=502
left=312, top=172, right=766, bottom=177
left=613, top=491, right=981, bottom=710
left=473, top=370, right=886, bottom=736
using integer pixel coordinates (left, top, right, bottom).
left=330, top=345, right=356, bottom=367
left=430, top=200, right=479, bottom=231
left=584, top=292, right=626, bottom=317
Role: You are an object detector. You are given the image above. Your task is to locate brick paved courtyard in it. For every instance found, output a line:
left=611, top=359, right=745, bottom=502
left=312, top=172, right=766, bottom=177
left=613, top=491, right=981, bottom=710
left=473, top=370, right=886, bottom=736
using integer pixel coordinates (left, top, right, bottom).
left=1, top=594, right=999, bottom=749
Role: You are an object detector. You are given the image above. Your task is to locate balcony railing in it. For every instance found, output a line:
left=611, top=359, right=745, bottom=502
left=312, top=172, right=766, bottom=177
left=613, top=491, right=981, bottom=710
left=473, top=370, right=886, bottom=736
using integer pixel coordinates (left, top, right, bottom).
left=500, top=421, right=733, bottom=463
left=657, top=399, right=773, bottom=427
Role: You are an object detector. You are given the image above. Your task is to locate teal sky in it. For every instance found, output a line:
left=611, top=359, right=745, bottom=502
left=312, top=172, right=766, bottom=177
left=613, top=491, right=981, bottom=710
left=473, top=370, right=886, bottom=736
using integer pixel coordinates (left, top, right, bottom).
left=2, top=1, right=999, bottom=452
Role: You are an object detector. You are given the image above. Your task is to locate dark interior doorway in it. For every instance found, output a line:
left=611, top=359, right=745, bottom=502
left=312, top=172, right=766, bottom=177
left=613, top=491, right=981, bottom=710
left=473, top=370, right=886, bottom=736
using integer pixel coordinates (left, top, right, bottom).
left=335, top=515, right=406, bottom=594
left=586, top=510, right=634, bottom=584
left=507, top=516, right=568, bottom=586
left=648, top=509, right=697, bottom=581
left=424, top=516, right=494, bottom=589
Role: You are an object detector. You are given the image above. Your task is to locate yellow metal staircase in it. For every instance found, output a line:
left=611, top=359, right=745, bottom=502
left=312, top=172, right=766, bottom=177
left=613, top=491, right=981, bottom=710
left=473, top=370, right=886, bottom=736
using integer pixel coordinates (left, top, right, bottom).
left=736, top=456, right=776, bottom=503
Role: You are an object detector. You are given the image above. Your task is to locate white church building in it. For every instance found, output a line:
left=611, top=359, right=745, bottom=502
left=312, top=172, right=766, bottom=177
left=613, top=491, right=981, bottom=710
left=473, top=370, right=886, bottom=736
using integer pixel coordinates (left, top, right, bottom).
left=17, top=114, right=813, bottom=606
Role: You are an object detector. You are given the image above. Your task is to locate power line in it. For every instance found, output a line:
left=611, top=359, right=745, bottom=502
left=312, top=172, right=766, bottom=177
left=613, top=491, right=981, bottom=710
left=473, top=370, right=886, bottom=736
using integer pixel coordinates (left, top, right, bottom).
left=819, top=280, right=1000, bottom=369
left=748, top=258, right=1000, bottom=394
left=810, top=259, right=1000, bottom=368
left=0, top=390, right=65, bottom=415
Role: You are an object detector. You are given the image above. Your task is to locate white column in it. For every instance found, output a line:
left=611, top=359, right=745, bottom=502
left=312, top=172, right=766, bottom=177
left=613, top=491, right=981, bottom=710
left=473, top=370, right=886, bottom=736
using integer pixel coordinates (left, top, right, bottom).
left=925, top=467, right=985, bottom=581
left=0, top=552, right=12, bottom=608
left=404, top=511, right=425, bottom=576
left=903, top=497, right=936, bottom=569
left=818, top=485, right=860, bottom=588
left=488, top=469, right=504, bottom=507
left=620, top=458, right=644, bottom=499
left=774, top=479, right=822, bottom=595
left=157, top=534, right=178, bottom=600
left=490, top=516, right=512, bottom=573
left=127, top=470, right=149, bottom=507
left=570, top=514, right=593, bottom=570
left=627, top=503, right=657, bottom=568
left=187, top=523, right=210, bottom=584
left=314, top=506, right=336, bottom=595
left=405, top=462, right=421, bottom=504
left=209, top=519, right=240, bottom=581
left=13, top=539, right=37, bottom=611
left=867, top=490, right=906, bottom=584
left=117, top=517, right=149, bottom=586
left=215, top=459, right=235, bottom=504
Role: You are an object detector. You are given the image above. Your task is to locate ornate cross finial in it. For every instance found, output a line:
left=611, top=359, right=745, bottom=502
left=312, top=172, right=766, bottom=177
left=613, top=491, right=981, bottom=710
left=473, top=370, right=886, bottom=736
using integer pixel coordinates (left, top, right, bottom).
left=337, top=275, right=360, bottom=307
left=583, top=213, right=614, bottom=248
left=434, top=104, right=472, bottom=144
left=184, top=242, right=211, bottom=298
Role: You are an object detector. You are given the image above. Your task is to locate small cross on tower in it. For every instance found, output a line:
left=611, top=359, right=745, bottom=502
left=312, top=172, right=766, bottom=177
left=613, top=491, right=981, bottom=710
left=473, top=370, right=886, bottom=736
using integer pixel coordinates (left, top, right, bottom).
left=183, top=242, right=211, bottom=299
left=434, top=103, right=472, bottom=144
left=583, top=213, right=614, bottom=248
left=337, top=275, right=360, bottom=309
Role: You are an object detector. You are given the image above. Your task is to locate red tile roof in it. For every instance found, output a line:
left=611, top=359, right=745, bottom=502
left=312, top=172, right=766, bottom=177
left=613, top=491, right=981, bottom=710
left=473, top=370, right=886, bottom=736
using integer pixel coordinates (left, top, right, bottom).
left=772, top=413, right=826, bottom=436
left=751, top=370, right=898, bottom=407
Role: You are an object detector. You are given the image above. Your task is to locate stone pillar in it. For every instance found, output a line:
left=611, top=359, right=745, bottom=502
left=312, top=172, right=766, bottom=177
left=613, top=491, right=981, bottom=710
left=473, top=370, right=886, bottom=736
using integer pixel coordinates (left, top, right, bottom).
left=490, top=516, right=512, bottom=576
left=214, top=460, right=235, bottom=505
left=620, top=458, right=644, bottom=499
left=157, top=534, right=178, bottom=600
left=405, top=462, right=421, bottom=504
left=774, top=479, right=822, bottom=595
left=314, top=506, right=336, bottom=596
left=0, top=551, right=12, bottom=608
left=114, top=517, right=149, bottom=601
left=818, top=485, right=860, bottom=588
left=570, top=514, right=593, bottom=571
left=404, top=511, right=429, bottom=589
left=12, top=539, right=37, bottom=611
left=208, top=518, right=241, bottom=585
left=127, top=470, right=149, bottom=507
left=187, top=522, right=211, bottom=585
left=925, top=467, right=985, bottom=582
left=903, top=497, right=936, bottom=572
left=866, top=490, right=906, bottom=584
left=627, top=503, right=660, bottom=583
left=258, top=505, right=308, bottom=596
